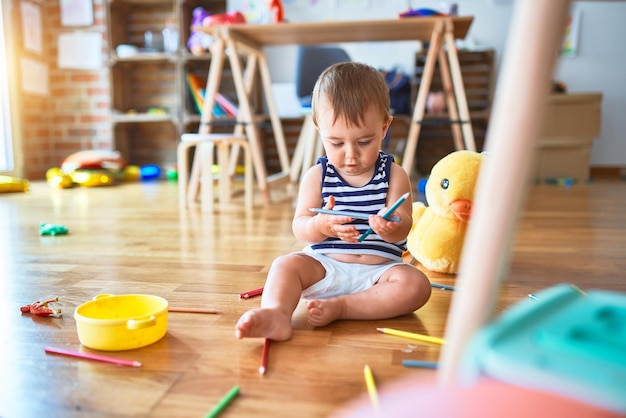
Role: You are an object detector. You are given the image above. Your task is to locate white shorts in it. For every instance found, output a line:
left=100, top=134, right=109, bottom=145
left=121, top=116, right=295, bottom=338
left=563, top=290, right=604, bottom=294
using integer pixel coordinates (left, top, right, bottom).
left=299, top=250, right=405, bottom=300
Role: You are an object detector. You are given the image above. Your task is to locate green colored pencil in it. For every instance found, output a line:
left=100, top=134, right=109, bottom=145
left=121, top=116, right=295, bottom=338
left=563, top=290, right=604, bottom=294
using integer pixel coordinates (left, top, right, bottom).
left=205, top=385, right=240, bottom=418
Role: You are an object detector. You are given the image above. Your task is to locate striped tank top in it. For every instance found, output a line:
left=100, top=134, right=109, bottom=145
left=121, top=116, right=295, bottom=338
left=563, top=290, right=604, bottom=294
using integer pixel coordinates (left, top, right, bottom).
left=307, top=151, right=407, bottom=261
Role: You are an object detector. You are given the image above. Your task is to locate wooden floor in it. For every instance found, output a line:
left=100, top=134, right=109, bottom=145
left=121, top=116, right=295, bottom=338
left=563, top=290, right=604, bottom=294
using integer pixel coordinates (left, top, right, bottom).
left=1, top=177, right=625, bottom=417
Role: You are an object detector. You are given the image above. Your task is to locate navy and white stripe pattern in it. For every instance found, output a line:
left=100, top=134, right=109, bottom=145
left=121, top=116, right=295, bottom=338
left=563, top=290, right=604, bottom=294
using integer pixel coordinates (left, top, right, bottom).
left=308, top=151, right=406, bottom=261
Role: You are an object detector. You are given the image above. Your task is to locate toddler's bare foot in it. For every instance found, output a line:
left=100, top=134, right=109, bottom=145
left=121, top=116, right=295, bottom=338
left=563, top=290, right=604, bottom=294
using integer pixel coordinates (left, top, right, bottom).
left=306, top=298, right=345, bottom=327
left=235, top=308, right=292, bottom=341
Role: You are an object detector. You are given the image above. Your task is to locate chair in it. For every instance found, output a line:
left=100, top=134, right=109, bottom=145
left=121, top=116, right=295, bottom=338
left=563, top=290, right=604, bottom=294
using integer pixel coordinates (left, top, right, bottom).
left=290, top=46, right=351, bottom=183
left=177, top=133, right=253, bottom=212
left=294, top=45, right=351, bottom=107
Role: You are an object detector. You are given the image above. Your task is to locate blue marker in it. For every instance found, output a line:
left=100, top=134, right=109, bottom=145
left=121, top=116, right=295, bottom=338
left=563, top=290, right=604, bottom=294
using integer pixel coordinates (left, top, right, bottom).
left=358, top=192, right=410, bottom=242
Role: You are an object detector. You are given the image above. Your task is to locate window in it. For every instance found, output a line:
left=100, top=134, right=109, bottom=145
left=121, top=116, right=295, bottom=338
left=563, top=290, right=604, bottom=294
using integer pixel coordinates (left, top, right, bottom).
left=0, top=3, right=14, bottom=172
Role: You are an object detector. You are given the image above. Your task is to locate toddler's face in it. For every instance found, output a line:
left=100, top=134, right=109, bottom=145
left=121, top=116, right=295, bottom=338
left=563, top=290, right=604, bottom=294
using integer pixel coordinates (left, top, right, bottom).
left=316, top=99, right=391, bottom=182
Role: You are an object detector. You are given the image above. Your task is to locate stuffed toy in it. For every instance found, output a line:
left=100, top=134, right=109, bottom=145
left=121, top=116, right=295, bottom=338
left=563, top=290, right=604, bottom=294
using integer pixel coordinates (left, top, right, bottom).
left=267, top=0, right=285, bottom=23
left=407, top=150, right=483, bottom=274
left=46, top=150, right=138, bottom=188
left=187, top=8, right=246, bottom=56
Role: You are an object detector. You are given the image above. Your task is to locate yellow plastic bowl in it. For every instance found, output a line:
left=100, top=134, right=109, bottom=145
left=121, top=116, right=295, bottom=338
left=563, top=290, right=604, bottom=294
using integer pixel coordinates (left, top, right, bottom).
left=74, top=294, right=169, bottom=351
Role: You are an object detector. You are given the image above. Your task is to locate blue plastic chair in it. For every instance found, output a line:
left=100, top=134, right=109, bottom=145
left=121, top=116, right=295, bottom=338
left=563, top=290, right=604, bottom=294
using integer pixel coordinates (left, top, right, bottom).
left=294, top=45, right=351, bottom=107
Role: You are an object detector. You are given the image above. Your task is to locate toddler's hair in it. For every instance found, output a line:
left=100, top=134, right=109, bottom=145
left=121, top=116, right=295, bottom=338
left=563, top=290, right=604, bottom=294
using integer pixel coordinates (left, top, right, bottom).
left=311, top=62, right=391, bottom=128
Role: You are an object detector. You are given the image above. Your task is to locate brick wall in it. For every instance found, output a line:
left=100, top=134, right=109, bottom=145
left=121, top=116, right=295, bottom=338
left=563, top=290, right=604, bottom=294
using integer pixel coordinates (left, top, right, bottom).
left=16, top=0, right=110, bottom=180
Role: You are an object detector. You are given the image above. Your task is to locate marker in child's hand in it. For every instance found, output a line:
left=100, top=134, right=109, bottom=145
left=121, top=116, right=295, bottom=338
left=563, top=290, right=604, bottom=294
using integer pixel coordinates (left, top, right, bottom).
left=358, top=192, right=410, bottom=242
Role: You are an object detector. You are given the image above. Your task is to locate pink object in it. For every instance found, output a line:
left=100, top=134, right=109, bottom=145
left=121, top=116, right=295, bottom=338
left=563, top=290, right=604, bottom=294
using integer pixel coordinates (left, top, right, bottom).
left=45, top=346, right=142, bottom=368
left=335, top=375, right=623, bottom=418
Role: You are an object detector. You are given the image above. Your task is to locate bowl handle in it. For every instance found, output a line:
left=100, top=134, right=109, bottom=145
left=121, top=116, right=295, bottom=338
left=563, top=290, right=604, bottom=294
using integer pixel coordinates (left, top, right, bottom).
left=127, top=315, right=156, bottom=330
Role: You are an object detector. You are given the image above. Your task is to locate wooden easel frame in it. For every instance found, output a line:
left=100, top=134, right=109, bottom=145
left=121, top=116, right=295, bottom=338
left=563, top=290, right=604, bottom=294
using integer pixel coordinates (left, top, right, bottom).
left=197, top=30, right=291, bottom=205
left=401, top=18, right=477, bottom=176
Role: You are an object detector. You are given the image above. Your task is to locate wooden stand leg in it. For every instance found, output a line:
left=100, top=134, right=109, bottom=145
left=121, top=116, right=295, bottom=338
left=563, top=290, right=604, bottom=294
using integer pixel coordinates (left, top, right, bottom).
left=437, top=48, right=465, bottom=151
left=177, top=142, right=190, bottom=209
left=199, top=39, right=225, bottom=136
left=199, top=142, right=215, bottom=213
left=444, top=19, right=476, bottom=152
left=402, top=20, right=445, bottom=175
left=289, top=120, right=307, bottom=183
left=187, top=152, right=201, bottom=207
left=258, top=51, right=291, bottom=175
left=226, top=39, right=271, bottom=205
left=241, top=140, right=254, bottom=209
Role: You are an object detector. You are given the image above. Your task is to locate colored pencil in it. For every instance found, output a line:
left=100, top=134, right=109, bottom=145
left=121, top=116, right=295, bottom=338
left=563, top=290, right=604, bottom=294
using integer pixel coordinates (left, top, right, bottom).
left=168, top=307, right=221, bottom=314
left=358, top=192, right=410, bottom=242
left=44, top=346, right=142, bottom=368
left=402, top=359, right=439, bottom=369
left=363, top=365, right=379, bottom=411
left=376, top=327, right=445, bottom=345
left=309, top=208, right=400, bottom=222
left=239, top=287, right=264, bottom=299
left=431, top=282, right=455, bottom=291
left=571, top=284, right=587, bottom=295
left=205, top=385, right=240, bottom=418
left=259, top=338, right=270, bottom=375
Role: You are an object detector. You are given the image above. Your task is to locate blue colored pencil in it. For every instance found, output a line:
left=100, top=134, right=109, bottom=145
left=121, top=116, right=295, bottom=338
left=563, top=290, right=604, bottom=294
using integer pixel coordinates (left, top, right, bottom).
left=309, top=208, right=400, bottom=223
left=431, top=282, right=455, bottom=291
left=402, top=359, right=438, bottom=369
left=358, top=192, right=410, bottom=242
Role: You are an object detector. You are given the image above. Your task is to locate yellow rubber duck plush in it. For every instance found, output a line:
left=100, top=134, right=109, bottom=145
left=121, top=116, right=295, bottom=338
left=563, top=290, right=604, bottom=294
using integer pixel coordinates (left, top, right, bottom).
left=407, top=150, right=483, bottom=274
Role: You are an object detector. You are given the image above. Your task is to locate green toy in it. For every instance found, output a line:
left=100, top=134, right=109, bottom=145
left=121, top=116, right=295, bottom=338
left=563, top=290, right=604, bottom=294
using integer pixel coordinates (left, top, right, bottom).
left=39, top=223, right=69, bottom=236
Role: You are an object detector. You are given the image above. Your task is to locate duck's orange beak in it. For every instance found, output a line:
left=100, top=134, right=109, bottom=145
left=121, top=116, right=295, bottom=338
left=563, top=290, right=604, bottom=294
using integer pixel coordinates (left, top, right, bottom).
left=449, top=199, right=472, bottom=222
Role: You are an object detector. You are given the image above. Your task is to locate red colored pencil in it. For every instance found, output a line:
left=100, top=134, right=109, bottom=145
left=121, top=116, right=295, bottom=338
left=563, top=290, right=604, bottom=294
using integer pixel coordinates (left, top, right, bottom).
left=239, top=287, right=263, bottom=299
left=45, top=346, right=142, bottom=368
left=259, top=338, right=270, bottom=375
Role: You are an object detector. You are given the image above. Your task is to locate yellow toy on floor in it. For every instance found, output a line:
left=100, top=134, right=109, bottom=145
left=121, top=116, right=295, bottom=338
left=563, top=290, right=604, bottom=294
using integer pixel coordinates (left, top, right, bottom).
left=46, top=150, right=140, bottom=188
left=0, top=175, right=29, bottom=193
left=407, top=150, right=483, bottom=274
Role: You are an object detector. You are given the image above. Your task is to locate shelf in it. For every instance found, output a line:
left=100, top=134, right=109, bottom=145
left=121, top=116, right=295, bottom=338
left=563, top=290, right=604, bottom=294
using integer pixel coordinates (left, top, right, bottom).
left=112, top=113, right=177, bottom=124
left=104, top=0, right=232, bottom=167
left=109, top=52, right=178, bottom=64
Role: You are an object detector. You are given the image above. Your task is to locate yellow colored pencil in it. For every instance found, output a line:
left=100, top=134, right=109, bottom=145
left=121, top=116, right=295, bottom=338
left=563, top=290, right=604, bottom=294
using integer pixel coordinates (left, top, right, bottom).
left=570, top=284, right=587, bottom=296
left=363, top=364, right=379, bottom=411
left=376, top=327, right=446, bottom=345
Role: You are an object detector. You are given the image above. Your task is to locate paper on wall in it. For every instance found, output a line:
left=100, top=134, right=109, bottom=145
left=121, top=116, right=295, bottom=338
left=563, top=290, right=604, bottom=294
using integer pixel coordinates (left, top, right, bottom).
left=20, top=57, right=49, bottom=96
left=58, top=32, right=103, bottom=70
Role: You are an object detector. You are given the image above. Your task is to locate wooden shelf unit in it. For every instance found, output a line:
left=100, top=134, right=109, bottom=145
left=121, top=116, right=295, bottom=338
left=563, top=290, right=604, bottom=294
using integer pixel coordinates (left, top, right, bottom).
left=105, top=0, right=227, bottom=167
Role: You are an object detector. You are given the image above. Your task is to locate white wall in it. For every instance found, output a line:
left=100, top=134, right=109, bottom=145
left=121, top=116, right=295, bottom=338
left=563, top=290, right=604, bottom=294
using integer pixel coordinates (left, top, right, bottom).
left=554, top=2, right=626, bottom=167
left=229, top=0, right=626, bottom=167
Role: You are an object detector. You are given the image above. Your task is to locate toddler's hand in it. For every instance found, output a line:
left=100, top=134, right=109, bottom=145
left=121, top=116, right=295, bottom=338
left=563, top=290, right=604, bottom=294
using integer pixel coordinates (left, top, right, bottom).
left=315, top=196, right=360, bottom=242
left=368, top=208, right=400, bottom=239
